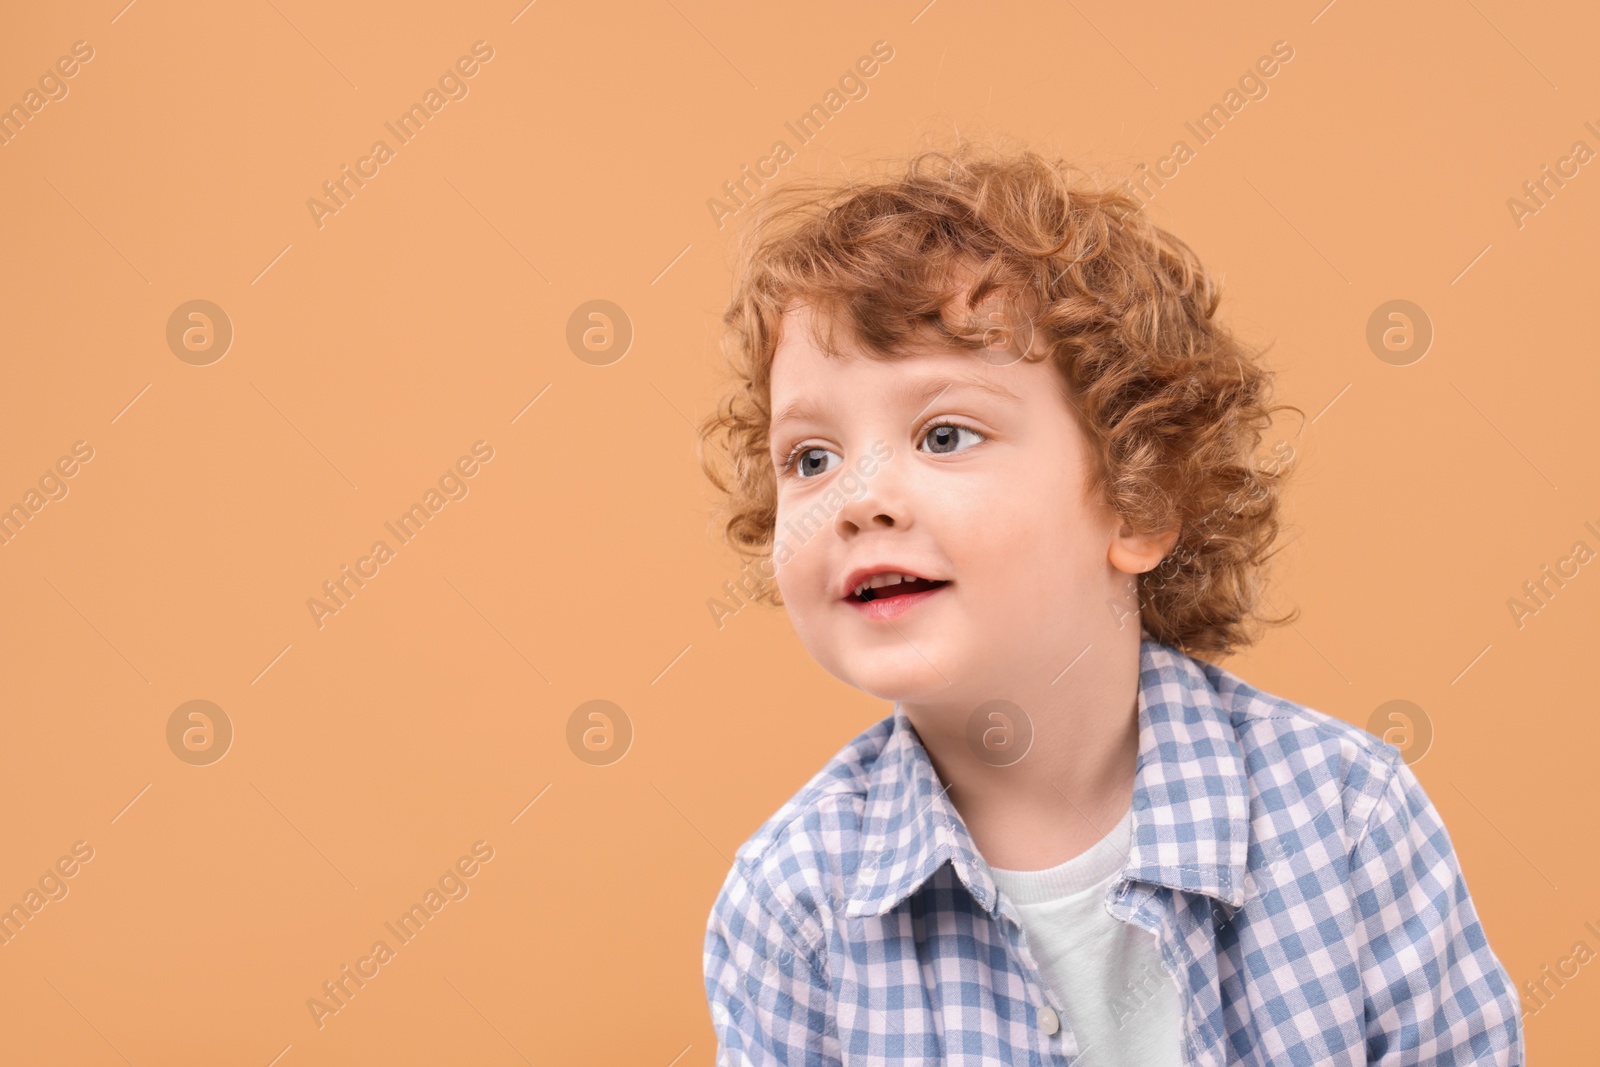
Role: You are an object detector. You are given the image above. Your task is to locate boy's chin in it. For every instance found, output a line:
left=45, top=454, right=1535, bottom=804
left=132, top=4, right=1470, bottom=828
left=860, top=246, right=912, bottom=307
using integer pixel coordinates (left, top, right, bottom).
left=839, top=657, right=964, bottom=706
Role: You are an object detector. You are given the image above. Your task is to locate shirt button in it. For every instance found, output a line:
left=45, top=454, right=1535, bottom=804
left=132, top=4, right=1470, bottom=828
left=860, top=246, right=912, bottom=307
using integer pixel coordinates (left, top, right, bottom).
left=1036, top=1006, right=1060, bottom=1035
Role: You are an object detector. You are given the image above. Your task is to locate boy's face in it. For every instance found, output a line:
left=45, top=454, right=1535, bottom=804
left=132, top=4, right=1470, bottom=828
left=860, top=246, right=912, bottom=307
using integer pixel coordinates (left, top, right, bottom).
left=767, top=303, right=1153, bottom=707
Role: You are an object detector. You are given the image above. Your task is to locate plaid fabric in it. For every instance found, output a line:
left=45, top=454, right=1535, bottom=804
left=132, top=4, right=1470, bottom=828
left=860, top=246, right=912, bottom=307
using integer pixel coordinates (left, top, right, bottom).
left=703, top=638, right=1523, bottom=1065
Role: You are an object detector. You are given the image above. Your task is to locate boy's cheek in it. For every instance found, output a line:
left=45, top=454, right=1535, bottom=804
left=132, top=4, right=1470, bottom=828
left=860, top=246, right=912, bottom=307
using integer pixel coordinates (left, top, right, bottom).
left=771, top=548, right=821, bottom=612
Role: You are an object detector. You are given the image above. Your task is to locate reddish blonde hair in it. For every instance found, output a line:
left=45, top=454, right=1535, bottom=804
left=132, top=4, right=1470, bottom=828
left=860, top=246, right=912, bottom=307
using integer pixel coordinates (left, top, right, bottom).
left=697, top=141, right=1301, bottom=658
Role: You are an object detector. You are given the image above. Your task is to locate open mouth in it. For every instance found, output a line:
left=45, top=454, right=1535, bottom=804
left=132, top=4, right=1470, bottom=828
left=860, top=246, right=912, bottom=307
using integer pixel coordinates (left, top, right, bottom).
left=849, top=576, right=951, bottom=603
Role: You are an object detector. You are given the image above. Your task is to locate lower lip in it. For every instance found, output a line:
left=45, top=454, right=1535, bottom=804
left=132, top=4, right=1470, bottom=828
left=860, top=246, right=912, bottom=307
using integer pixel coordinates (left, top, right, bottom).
left=844, top=583, right=950, bottom=621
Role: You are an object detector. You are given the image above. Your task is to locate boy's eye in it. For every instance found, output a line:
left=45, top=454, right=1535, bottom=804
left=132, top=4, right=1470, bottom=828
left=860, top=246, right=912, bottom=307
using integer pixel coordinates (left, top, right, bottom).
left=920, top=422, right=985, bottom=455
left=785, top=447, right=841, bottom=479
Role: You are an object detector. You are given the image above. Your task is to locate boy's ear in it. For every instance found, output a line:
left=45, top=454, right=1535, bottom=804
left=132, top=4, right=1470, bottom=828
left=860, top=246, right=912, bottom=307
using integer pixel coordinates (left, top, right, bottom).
left=1107, top=519, right=1181, bottom=576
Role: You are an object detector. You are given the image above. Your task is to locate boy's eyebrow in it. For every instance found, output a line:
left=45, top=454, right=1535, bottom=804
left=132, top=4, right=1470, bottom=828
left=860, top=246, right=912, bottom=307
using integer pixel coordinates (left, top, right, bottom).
left=771, top=373, right=1022, bottom=436
left=902, top=373, right=1022, bottom=419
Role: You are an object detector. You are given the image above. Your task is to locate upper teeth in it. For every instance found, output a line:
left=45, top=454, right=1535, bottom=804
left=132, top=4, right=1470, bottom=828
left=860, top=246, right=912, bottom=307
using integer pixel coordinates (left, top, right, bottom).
left=854, top=572, right=917, bottom=597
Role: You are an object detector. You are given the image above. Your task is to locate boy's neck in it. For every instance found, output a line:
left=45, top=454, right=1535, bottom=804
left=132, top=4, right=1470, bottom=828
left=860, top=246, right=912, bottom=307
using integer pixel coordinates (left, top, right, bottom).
left=899, top=627, right=1143, bottom=872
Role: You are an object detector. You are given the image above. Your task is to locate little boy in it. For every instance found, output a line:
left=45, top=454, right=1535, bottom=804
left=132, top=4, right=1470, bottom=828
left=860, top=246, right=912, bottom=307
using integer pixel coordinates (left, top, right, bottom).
left=696, top=143, right=1522, bottom=1065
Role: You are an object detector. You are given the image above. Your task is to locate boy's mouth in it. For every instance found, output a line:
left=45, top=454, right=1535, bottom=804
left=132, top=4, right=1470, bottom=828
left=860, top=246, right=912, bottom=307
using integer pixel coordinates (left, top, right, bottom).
left=842, top=568, right=952, bottom=603
left=852, top=576, right=950, bottom=602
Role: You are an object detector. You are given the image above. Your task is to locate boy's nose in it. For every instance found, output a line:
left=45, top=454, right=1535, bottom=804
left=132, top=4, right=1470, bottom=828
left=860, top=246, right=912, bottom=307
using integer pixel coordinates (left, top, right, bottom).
left=840, top=508, right=898, bottom=533
left=834, top=473, right=910, bottom=535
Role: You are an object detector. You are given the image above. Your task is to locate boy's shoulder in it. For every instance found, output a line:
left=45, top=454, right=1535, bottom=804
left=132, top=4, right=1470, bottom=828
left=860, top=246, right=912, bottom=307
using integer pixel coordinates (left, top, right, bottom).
left=712, top=643, right=1412, bottom=942
left=707, top=712, right=893, bottom=956
left=753, top=708, right=890, bottom=816
left=1193, top=651, right=1406, bottom=837
left=726, top=709, right=893, bottom=876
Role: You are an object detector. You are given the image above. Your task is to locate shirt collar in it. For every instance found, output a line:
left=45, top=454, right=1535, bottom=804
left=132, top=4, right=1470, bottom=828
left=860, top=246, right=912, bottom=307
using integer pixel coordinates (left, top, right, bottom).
left=843, top=638, right=1252, bottom=920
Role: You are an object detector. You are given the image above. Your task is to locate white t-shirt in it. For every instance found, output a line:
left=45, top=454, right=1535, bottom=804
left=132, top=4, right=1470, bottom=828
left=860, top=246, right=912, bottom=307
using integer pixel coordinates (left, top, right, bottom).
left=987, top=805, right=1185, bottom=1067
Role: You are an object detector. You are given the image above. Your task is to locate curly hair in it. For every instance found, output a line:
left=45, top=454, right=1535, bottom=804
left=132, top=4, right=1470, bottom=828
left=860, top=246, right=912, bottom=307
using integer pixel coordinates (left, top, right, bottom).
left=696, top=140, right=1302, bottom=659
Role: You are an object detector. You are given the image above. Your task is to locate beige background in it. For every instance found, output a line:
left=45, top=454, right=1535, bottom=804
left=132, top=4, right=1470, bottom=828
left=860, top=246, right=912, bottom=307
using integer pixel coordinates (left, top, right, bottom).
left=1, top=0, right=1595, bottom=1062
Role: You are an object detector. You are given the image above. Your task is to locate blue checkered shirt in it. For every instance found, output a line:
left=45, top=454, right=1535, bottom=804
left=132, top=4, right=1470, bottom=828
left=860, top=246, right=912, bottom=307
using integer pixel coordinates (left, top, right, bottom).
left=703, top=639, right=1523, bottom=1065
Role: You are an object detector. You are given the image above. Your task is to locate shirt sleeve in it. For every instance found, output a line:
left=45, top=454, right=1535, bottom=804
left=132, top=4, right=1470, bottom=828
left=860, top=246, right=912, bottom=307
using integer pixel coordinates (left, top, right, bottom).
left=703, top=861, right=843, bottom=1067
left=1349, top=756, right=1524, bottom=1065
